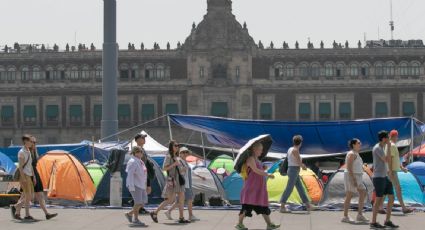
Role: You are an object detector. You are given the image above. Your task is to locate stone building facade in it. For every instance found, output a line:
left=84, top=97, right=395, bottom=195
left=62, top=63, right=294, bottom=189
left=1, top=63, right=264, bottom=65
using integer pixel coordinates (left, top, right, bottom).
left=1, top=0, right=425, bottom=146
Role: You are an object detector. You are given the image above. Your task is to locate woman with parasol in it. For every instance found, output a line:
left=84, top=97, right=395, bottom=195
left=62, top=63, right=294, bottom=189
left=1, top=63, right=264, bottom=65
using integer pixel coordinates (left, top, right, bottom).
left=234, top=135, right=280, bottom=230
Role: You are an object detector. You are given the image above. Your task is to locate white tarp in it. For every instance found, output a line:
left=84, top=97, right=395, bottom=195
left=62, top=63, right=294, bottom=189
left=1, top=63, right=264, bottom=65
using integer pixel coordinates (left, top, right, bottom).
left=126, top=131, right=168, bottom=155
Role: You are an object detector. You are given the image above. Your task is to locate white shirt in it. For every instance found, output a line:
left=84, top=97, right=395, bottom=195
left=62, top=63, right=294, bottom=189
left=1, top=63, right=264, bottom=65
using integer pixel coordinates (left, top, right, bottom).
left=287, top=147, right=301, bottom=167
left=18, top=147, right=33, bottom=176
left=344, top=151, right=363, bottom=174
left=126, top=156, right=147, bottom=191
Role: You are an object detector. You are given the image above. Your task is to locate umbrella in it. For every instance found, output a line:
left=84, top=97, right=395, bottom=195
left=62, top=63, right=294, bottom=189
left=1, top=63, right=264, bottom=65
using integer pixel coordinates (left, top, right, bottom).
left=234, top=134, right=273, bottom=173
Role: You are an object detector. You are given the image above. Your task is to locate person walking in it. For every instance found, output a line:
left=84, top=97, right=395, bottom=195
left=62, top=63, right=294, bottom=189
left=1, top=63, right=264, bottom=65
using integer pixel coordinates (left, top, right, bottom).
left=150, top=141, right=190, bottom=224
left=235, top=142, right=280, bottom=230
left=279, top=135, right=312, bottom=213
left=124, top=146, right=148, bottom=226
left=385, top=129, right=414, bottom=214
left=341, top=138, right=368, bottom=224
left=134, top=133, right=154, bottom=214
left=164, top=147, right=205, bottom=221
left=10, top=135, right=35, bottom=221
left=370, top=131, right=399, bottom=229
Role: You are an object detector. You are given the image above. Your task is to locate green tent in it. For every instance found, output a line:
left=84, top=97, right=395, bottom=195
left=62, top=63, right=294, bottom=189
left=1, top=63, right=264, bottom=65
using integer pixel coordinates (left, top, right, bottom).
left=208, top=155, right=234, bottom=174
left=267, top=171, right=311, bottom=204
left=86, top=163, right=107, bottom=188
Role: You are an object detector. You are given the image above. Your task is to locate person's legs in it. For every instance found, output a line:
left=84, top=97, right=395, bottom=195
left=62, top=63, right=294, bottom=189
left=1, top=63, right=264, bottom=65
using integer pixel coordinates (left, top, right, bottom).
left=262, top=214, right=272, bottom=225
left=357, top=189, right=367, bottom=216
left=132, top=204, right=142, bottom=221
left=35, top=192, right=48, bottom=215
left=392, top=172, right=408, bottom=211
left=372, top=197, right=384, bottom=224
left=294, top=175, right=310, bottom=207
left=280, top=167, right=299, bottom=205
left=386, top=195, right=394, bottom=222
left=154, top=195, right=174, bottom=215
left=343, top=192, right=353, bottom=217
left=177, top=191, right=185, bottom=219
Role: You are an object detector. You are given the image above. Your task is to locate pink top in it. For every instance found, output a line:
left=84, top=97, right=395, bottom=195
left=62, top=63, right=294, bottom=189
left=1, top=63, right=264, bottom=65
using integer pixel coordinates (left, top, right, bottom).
left=240, top=159, right=269, bottom=207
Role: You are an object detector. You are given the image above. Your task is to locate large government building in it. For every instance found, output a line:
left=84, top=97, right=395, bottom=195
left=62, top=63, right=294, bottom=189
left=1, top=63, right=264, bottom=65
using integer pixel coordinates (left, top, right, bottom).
left=1, top=0, right=425, bottom=146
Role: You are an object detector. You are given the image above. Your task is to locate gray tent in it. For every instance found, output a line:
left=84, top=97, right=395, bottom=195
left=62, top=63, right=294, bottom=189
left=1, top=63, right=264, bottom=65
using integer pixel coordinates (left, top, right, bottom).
left=192, top=167, right=227, bottom=202
left=319, top=170, right=374, bottom=208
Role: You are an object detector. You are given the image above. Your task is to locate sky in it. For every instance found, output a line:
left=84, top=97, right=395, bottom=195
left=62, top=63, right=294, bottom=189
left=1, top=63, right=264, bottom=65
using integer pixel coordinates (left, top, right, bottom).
left=1, top=0, right=424, bottom=50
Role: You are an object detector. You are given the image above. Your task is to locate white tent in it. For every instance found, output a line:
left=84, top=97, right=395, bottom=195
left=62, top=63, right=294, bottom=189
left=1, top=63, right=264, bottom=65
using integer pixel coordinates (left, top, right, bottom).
left=126, top=131, right=168, bottom=155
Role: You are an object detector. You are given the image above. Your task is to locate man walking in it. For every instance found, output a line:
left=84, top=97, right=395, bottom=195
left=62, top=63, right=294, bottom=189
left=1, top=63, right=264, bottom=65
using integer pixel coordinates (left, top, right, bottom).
left=134, top=133, right=154, bottom=213
left=370, top=131, right=398, bottom=229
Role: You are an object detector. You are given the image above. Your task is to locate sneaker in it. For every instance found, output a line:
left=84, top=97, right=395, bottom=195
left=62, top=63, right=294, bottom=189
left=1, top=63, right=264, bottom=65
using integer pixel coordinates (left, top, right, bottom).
left=369, top=222, right=385, bottom=229
left=46, top=213, right=58, bottom=220
left=235, top=223, right=248, bottom=230
left=384, top=220, right=399, bottom=229
left=402, top=208, right=414, bottom=214
left=23, top=216, right=35, bottom=221
left=190, top=215, right=200, bottom=221
left=149, top=212, right=158, bottom=223
left=178, top=218, right=190, bottom=224
left=267, top=223, right=280, bottom=230
left=279, top=206, right=291, bottom=213
left=356, top=214, right=369, bottom=223
left=124, top=213, right=132, bottom=223
left=132, top=219, right=146, bottom=226
left=164, top=211, right=173, bottom=220
left=341, top=216, right=354, bottom=224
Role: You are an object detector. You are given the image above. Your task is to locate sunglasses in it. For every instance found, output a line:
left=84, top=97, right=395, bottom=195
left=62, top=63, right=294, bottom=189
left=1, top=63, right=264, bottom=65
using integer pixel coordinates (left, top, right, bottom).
left=173, top=144, right=179, bottom=147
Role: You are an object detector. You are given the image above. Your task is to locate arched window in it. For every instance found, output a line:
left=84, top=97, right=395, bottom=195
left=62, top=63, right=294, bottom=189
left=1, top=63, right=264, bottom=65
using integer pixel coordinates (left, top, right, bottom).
left=350, top=63, right=359, bottom=76
left=69, top=66, right=79, bottom=80
left=21, top=66, right=29, bottom=81
left=145, top=64, right=154, bottom=80
left=411, top=62, right=421, bottom=76
left=273, top=63, right=284, bottom=78
left=311, top=63, right=321, bottom=77
left=119, top=64, right=129, bottom=79
left=374, top=62, right=384, bottom=76
left=6, top=66, right=16, bottom=81
left=45, top=66, right=54, bottom=80
left=32, top=66, right=41, bottom=80
left=325, top=63, right=334, bottom=77
left=57, top=65, right=66, bottom=80
left=399, top=62, right=409, bottom=76
left=94, top=65, right=102, bottom=79
left=0, top=66, right=5, bottom=81
left=156, top=64, right=165, bottom=80
left=285, top=63, right=294, bottom=77
left=131, top=64, right=139, bottom=79
left=81, top=65, right=90, bottom=79
left=360, top=62, right=370, bottom=77
left=298, top=63, right=309, bottom=77
left=336, top=63, right=345, bottom=77
left=384, top=62, right=395, bottom=76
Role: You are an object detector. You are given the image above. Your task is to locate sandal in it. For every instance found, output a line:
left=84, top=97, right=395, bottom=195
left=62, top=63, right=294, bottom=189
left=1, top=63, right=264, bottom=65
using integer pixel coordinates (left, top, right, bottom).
left=178, top=218, right=190, bottom=224
left=150, top=212, right=158, bottom=223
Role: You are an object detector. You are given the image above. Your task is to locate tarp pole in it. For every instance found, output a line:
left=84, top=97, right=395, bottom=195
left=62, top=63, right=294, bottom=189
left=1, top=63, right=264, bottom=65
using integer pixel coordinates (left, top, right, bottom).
left=167, top=115, right=173, bottom=140
left=91, top=136, right=95, bottom=162
left=410, top=116, right=414, bottom=163
left=200, top=132, right=207, bottom=167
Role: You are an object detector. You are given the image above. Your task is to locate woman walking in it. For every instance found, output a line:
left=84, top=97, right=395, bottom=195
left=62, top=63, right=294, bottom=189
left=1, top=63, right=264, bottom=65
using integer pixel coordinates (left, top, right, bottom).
left=341, top=138, right=368, bottom=224
left=235, top=142, right=280, bottom=230
left=124, top=146, right=148, bottom=226
left=150, top=141, right=190, bottom=224
left=279, top=135, right=312, bottom=213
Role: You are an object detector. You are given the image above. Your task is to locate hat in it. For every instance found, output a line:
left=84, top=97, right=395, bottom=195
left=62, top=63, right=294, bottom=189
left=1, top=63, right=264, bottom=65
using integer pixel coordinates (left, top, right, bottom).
left=134, top=133, right=147, bottom=141
left=179, top=147, right=191, bottom=154
left=389, top=130, right=399, bottom=137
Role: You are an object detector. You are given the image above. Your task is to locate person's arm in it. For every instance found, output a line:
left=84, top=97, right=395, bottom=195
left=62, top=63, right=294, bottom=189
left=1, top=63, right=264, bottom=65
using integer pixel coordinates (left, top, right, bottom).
left=246, top=157, right=269, bottom=177
left=386, top=145, right=393, bottom=173
left=163, top=156, right=179, bottom=172
left=346, top=153, right=358, bottom=186
left=126, top=161, right=136, bottom=192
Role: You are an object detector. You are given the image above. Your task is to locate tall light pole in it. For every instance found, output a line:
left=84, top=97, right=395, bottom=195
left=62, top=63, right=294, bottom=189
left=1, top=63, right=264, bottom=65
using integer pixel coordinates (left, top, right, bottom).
left=103, top=0, right=121, bottom=207
left=102, top=0, right=118, bottom=142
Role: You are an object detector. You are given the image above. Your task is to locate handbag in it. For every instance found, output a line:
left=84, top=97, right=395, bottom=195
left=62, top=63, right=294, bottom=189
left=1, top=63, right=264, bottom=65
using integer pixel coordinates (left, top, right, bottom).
left=174, top=158, right=186, bottom=186
left=13, top=154, right=30, bottom=181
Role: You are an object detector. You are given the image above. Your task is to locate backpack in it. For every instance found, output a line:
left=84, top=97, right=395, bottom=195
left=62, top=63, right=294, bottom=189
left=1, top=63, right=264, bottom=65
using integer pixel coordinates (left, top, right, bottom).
left=145, top=158, right=156, bottom=180
left=278, top=158, right=288, bottom=176
left=193, top=192, right=205, bottom=206
left=240, top=163, right=249, bottom=180
left=208, top=196, right=224, bottom=206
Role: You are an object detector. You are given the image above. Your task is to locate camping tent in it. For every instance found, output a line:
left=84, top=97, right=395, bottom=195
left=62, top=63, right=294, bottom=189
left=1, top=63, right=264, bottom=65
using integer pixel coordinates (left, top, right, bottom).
left=319, top=170, right=374, bottom=208
left=192, top=167, right=227, bottom=203
left=208, top=155, right=234, bottom=174
left=395, top=171, right=424, bottom=205
left=267, top=171, right=310, bottom=204
left=36, top=150, right=96, bottom=203
left=85, top=163, right=107, bottom=188
left=407, top=161, right=425, bottom=188
left=411, top=143, right=425, bottom=157
left=92, top=155, right=165, bottom=205
left=126, top=131, right=168, bottom=155
left=222, top=171, right=244, bottom=204
left=0, top=151, right=16, bottom=175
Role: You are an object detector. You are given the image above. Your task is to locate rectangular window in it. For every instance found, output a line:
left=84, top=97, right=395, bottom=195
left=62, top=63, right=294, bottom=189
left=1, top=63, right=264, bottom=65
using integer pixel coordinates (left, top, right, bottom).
left=93, top=104, right=102, bottom=122
left=375, top=102, right=388, bottom=118
left=45, top=71, right=51, bottom=80
left=299, top=103, right=311, bottom=120
left=118, top=104, right=131, bottom=122
left=131, top=70, right=137, bottom=79
left=45, top=105, right=59, bottom=122
left=120, top=70, right=129, bottom=79
left=361, top=67, right=367, bottom=76
left=165, top=103, right=179, bottom=115
left=141, top=104, right=155, bottom=122
left=339, top=102, right=351, bottom=120
left=23, top=105, right=37, bottom=122
left=319, top=102, right=331, bottom=120
left=402, top=102, right=415, bottom=116
left=259, top=103, right=272, bottom=120
left=211, top=102, right=228, bottom=117
left=69, top=105, right=82, bottom=123
left=60, top=70, right=66, bottom=80
left=1, top=105, right=14, bottom=123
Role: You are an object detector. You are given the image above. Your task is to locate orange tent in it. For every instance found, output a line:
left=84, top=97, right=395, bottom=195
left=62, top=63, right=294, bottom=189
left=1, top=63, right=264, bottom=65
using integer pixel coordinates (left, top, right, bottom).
left=36, top=150, right=96, bottom=203
left=299, top=169, right=324, bottom=204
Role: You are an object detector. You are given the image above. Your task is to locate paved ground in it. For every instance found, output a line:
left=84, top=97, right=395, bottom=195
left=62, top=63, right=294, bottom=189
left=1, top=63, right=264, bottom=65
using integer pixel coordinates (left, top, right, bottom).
left=1, top=207, right=423, bottom=230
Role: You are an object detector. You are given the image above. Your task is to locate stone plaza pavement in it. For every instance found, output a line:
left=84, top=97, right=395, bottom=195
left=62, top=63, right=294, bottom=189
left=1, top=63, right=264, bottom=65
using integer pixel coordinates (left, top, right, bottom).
left=1, top=207, right=423, bottom=230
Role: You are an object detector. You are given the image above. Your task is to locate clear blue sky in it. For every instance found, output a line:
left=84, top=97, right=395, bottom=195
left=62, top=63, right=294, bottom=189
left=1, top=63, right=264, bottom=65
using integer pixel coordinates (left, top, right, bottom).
left=1, top=0, right=424, bottom=49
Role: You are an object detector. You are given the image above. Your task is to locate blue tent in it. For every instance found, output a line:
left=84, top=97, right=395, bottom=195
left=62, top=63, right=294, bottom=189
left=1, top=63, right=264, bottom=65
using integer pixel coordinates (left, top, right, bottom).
left=395, top=171, right=424, bottom=205
left=222, top=171, right=243, bottom=204
left=0, top=141, right=126, bottom=164
left=407, top=162, right=425, bottom=188
left=0, top=151, right=16, bottom=175
left=169, top=115, right=421, bottom=155
left=151, top=155, right=166, bottom=168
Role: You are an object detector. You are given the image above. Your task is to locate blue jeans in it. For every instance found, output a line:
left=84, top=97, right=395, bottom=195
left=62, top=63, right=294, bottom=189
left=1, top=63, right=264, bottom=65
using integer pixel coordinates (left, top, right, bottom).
left=280, top=166, right=309, bottom=204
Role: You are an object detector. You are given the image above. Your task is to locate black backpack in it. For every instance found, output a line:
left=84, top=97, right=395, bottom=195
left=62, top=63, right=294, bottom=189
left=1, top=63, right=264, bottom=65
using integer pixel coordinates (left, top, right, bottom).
left=145, top=158, right=156, bottom=180
left=278, top=158, right=288, bottom=176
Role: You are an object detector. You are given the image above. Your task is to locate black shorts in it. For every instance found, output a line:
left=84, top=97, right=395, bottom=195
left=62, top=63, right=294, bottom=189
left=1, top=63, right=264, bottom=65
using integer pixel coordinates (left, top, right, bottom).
left=373, top=177, right=394, bottom=197
left=239, top=204, right=271, bottom=217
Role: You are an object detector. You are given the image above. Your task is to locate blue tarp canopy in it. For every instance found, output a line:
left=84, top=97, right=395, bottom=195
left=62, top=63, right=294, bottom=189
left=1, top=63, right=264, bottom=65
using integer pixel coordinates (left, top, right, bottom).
left=169, top=115, right=422, bottom=155
left=0, top=141, right=128, bottom=163
left=0, top=151, right=17, bottom=175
